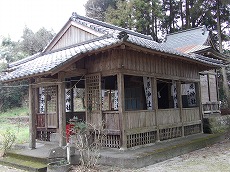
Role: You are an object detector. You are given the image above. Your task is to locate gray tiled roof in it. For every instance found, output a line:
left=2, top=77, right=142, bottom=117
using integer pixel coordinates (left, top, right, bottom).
left=126, top=34, right=222, bottom=66
left=71, top=12, right=152, bottom=40
left=0, top=15, right=223, bottom=82
left=1, top=35, right=120, bottom=81
left=1, top=32, right=223, bottom=82
left=163, top=26, right=211, bottom=53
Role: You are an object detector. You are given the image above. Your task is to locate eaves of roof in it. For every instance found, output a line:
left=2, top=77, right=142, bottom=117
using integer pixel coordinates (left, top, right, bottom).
left=8, top=53, right=41, bottom=68
left=0, top=32, right=223, bottom=83
left=125, top=34, right=223, bottom=67
left=176, top=45, right=211, bottom=54
left=1, top=34, right=121, bottom=82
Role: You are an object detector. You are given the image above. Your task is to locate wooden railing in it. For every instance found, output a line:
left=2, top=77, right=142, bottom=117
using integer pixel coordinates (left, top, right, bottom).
left=100, top=108, right=202, bottom=148
left=157, top=109, right=181, bottom=126
left=36, top=113, right=58, bottom=128
left=183, top=107, right=200, bottom=123
left=102, top=111, right=120, bottom=134
left=124, top=108, right=200, bottom=133
left=36, top=113, right=45, bottom=128
left=203, top=102, right=220, bottom=114
left=125, top=110, right=156, bottom=130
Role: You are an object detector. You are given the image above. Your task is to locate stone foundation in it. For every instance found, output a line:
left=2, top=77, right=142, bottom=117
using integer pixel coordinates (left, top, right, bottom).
left=203, top=114, right=230, bottom=134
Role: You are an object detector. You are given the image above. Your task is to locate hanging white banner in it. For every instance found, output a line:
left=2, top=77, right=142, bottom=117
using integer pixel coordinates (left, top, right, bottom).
left=39, top=87, right=45, bottom=113
left=143, top=77, right=153, bottom=110
left=181, top=83, right=197, bottom=107
left=65, top=88, right=71, bottom=112
left=171, top=81, right=178, bottom=108
left=101, top=90, right=105, bottom=110
left=187, top=83, right=196, bottom=107
left=114, top=90, right=119, bottom=110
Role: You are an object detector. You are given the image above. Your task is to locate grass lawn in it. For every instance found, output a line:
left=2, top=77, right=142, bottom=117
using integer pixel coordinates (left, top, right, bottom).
left=0, top=107, right=29, bottom=144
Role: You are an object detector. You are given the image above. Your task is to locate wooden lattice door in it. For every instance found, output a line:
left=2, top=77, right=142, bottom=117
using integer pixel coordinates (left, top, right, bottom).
left=85, top=73, right=102, bottom=127
left=38, top=86, right=58, bottom=129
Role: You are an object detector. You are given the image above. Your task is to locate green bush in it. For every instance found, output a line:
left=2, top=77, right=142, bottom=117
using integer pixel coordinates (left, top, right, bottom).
left=0, top=129, right=16, bottom=156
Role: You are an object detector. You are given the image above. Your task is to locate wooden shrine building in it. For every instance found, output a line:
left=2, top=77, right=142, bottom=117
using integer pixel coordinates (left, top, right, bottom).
left=0, top=13, right=224, bottom=149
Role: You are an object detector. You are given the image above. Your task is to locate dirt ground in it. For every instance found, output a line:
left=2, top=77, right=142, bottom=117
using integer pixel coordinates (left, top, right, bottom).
left=1, top=138, right=230, bottom=172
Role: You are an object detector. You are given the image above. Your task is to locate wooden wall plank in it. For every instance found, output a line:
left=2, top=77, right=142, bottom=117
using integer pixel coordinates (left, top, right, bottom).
left=51, top=26, right=97, bottom=51
left=85, top=49, right=201, bottom=80
left=209, top=74, right=218, bottom=102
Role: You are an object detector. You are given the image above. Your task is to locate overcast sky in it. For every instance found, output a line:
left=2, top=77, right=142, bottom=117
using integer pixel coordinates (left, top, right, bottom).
left=0, top=0, right=88, bottom=41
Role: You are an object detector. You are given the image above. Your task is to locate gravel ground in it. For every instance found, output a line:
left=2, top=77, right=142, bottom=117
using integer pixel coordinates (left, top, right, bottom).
left=1, top=139, right=230, bottom=172
left=0, top=165, right=25, bottom=172
left=141, top=139, right=230, bottom=172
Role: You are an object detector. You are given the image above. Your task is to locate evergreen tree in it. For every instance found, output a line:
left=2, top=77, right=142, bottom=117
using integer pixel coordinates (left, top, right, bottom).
left=0, top=37, right=25, bottom=63
left=105, top=0, right=134, bottom=29
left=85, top=0, right=117, bottom=21
left=105, top=0, right=163, bottom=41
left=21, top=27, right=55, bottom=56
left=161, top=0, right=180, bottom=34
left=0, top=27, right=55, bottom=112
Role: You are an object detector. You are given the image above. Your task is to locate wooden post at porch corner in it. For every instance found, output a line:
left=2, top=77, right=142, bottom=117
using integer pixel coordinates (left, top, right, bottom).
left=117, top=73, right=127, bottom=150
left=177, top=81, right=185, bottom=137
left=58, top=72, right=66, bottom=147
left=153, top=77, right=160, bottom=142
left=197, top=82, right=204, bottom=133
left=29, top=81, right=36, bottom=149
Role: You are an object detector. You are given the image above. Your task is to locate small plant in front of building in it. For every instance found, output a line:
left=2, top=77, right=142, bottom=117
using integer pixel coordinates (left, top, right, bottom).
left=70, top=117, right=105, bottom=170
left=0, top=128, right=16, bottom=156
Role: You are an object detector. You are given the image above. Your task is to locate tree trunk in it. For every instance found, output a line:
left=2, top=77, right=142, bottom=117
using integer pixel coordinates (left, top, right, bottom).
left=180, top=0, right=184, bottom=29
left=217, top=0, right=230, bottom=108
left=155, top=17, right=158, bottom=42
left=169, top=0, right=173, bottom=32
left=185, top=0, right=190, bottom=29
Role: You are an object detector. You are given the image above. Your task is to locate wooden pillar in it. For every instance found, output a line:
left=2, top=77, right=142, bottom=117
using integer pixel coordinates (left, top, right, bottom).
left=29, top=83, right=36, bottom=149
left=196, top=81, right=204, bottom=133
left=58, top=72, right=66, bottom=147
left=207, top=73, right=211, bottom=102
left=177, top=81, right=184, bottom=137
left=117, top=73, right=127, bottom=150
left=153, top=77, right=160, bottom=141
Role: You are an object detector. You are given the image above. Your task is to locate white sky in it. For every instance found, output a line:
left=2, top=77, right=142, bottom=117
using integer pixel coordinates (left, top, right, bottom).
left=0, top=0, right=88, bottom=41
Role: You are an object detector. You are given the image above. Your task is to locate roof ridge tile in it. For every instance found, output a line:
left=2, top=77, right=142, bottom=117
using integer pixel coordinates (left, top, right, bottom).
left=71, top=12, right=152, bottom=40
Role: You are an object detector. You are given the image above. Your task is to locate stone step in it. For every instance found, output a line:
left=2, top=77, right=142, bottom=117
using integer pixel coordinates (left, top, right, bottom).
left=0, top=153, right=47, bottom=172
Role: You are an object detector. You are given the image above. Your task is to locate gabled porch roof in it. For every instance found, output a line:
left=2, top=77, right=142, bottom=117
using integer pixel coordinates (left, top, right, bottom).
left=163, top=26, right=216, bottom=52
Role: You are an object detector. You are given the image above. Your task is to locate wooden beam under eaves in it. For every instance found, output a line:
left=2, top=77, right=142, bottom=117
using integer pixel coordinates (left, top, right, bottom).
left=123, top=42, right=220, bottom=68
left=50, top=42, right=123, bottom=76
left=64, top=69, right=87, bottom=78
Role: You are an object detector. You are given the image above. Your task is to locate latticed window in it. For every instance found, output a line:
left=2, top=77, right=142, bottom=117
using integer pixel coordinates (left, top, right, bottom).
left=86, top=74, right=101, bottom=111
left=38, top=86, right=57, bottom=113
left=73, top=88, right=85, bottom=111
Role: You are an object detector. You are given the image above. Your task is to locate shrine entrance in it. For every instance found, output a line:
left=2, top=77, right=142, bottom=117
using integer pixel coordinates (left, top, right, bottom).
left=36, top=85, right=58, bottom=141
